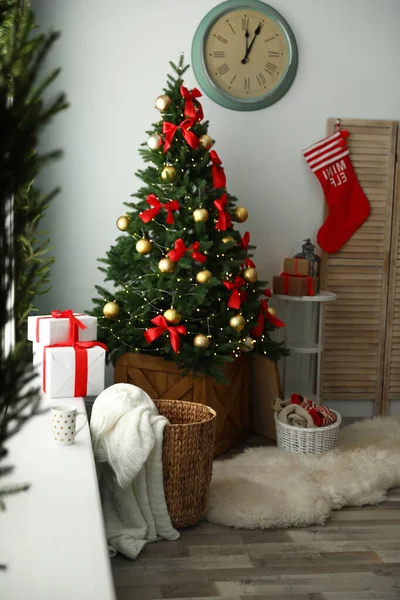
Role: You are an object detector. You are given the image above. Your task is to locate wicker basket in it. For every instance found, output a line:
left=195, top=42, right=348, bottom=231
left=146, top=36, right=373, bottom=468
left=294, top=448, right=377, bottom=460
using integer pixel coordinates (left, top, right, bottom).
left=274, top=410, right=342, bottom=454
left=154, top=399, right=216, bottom=529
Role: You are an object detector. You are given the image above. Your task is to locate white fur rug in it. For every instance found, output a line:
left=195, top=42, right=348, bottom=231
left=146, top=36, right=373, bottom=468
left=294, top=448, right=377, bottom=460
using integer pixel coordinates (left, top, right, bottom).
left=205, top=415, right=400, bottom=529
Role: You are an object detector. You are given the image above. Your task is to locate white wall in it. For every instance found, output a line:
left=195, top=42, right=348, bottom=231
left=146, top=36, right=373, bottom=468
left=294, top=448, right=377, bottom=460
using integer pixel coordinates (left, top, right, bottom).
left=32, top=0, right=400, bottom=415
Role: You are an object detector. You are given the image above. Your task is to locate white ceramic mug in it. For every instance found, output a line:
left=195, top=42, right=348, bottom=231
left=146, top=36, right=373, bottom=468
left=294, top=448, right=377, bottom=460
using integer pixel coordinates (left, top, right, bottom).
left=52, top=405, right=87, bottom=446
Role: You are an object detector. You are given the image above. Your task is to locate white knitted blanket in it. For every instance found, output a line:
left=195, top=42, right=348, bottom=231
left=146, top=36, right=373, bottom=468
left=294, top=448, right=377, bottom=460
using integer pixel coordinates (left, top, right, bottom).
left=90, top=383, right=179, bottom=559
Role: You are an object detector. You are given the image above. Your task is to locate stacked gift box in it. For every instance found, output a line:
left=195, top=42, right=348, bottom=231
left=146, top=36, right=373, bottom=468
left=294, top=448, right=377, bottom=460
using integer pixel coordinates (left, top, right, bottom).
left=273, top=257, right=319, bottom=297
left=28, top=310, right=106, bottom=399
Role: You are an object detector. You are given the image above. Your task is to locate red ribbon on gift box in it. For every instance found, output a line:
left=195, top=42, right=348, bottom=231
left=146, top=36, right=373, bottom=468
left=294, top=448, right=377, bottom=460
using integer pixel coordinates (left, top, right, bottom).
left=36, top=310, right=86, bottom=344
left=223, top=276, right=247, bottom=309
left=280, top=271, right=315, bottom=296
left=167, top=238, right=207, bottom=263
left=139, top=194, right=180, bottom=225
left=162, top=118, right=199, bottom=153
left=144, top=315, right=187, bottom=353
left=180, top=85, right=204, bottom=122
left=42, top=341, right=108, bottom=397
left=209, top=150, right=226, bottom=189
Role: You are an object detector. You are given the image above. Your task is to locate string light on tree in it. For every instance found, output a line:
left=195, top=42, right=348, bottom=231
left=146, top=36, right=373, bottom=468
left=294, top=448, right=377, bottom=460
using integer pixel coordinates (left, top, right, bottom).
left=234, top=207, right=248, bottom=222
left=116, top=215, right=131, bottom=231
left=103, top=301, right=120, bottom=319
left=155, top=94, right=172, bottom=111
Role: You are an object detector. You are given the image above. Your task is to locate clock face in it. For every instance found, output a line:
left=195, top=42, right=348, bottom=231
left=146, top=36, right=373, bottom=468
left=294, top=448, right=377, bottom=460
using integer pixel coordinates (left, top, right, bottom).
left=192, top=0, right=298, bottom=111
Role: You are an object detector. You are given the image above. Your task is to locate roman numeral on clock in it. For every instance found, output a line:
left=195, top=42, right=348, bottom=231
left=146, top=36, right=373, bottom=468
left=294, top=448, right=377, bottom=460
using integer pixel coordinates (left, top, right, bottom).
left=213, top=51, right=225, bottom=58
left=216, top=35, right=228, bottom=44
left=256, top=72, right=267, bottom=86
left=217, top=63, right=230, bottom=75
left=244, top=76, right=251, bottom=90
left=242, top=18, right=249, bottom=31
left=264, top=61, right=277, bottom=75
left=268, top=50, right=280, bottom=57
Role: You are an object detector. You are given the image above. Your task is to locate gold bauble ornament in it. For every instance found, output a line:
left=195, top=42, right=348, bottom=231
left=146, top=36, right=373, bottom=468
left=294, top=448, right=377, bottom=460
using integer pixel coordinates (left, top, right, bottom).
left=196, top=269, right=212, bottom=284
left=222, top=236, right=235, bottom=244
left=199, top=134, right=213, bottom=150
left=193, top=334, right=210, bottom=349
left=163, top=308, right=181, bottom=324
left=116, top=215, right=131, bottom=231
left=155, top=94, right=172, bottom=112
left=234, top=207, right=249, bottom=223
left=136, top=238, right=152, bottom=255
left=243, top=267, right=258, bottom=283
left=241, top=336, right=255, bottom=352
left=147, top=133, right=163, bottom=150
left=193, top=208, right=209, bottom=223
left=161, top=165, right=176, bottom=182
left=229, top=314, right=246, bottom=332
left=103, top=301, right=120, bottom=319
left=158, top=257, right=175, bottom=273
left=267, top=307, right=277, bottom=317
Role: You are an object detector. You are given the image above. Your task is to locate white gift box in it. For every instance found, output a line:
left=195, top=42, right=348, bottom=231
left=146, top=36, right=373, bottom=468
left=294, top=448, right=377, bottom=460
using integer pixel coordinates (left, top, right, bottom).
left=36, top=344, right=105, bottom=399
left=28, top=313, right=97, bottom=345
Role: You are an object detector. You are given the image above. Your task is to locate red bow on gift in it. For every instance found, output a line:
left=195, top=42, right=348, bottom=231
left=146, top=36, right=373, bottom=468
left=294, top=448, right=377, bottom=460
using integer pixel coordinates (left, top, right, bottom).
left=144, top=315, right=187, bottom=353
left=214, top=194, right=232, bottom=231
left=280, top=271, right=315, bottom=296
left=163, top=118, right=199, bottom=153
left=139, top=194, right=180, bottom=225
left=180, top=85, right=204, bottom=122
left=43, top=340, right=108, bottom=397
left=209, top=150, right=226, bottom=189
left=51, top=310, right=87, bottom=345
left=167, top=238, right=207, bottom=263
left=223, top=276, right=247, bottom=309
left=250, top=299, right=285, bottom=339
left=239, top=232, right=250, bottom=251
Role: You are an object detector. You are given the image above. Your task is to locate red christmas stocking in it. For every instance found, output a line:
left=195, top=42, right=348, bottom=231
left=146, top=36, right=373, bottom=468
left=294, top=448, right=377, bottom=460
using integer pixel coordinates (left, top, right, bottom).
left=303, top=129, right=370, bottom=253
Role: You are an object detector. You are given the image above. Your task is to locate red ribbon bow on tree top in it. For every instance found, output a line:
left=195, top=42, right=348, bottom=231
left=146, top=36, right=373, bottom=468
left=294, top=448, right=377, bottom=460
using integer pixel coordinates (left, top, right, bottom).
left=139, top=194, right=180, bottom=225
left=223, top=276, right=247, bottom=309
left=209, top=150, right=226, bottom=189
left=239, top=231, right=250, bottom=251
left=167, top=238, right=207, bottom=263
left=144, top=315, right=187, bottom=353
left=250, top=299, right=285, bottom=339
left=180, top=85, right=204, bottom=122
left=162, top=118, right=199, bottom=153
left=214, top=194, right=232, bottom=231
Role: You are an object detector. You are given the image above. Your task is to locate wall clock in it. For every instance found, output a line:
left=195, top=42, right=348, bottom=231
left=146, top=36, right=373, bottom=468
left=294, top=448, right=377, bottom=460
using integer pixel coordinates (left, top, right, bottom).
left=191, top=0, right=298, bottom=111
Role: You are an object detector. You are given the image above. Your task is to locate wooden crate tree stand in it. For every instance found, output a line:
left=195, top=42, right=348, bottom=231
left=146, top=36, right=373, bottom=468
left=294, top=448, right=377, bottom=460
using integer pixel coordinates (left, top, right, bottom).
left=114, top=353, right=250, bottom=457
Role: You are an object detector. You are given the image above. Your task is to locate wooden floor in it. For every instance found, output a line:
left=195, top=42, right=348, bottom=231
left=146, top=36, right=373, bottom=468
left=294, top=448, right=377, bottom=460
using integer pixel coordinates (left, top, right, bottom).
left=111, top=433, right=400, bottom=600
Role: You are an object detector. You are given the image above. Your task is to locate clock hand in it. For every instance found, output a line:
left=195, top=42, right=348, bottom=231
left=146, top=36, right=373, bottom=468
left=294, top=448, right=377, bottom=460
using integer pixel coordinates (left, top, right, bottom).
left=241, top=22, right=262, bottom=64
left=245, top=27, right=249, bottom=54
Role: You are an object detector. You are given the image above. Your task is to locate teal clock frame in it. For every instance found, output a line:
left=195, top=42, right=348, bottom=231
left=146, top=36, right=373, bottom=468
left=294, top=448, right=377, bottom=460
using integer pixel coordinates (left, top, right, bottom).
left=191, top=0, right=298, bottom=111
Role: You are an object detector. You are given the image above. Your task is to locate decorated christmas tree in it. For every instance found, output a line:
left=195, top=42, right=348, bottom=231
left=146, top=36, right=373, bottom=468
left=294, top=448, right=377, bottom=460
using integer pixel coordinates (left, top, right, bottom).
left=92, top=56, right=287, bottom=381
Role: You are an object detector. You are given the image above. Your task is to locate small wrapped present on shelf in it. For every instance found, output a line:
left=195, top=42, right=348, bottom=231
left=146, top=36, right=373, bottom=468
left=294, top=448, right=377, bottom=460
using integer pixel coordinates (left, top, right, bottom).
left=40, top=342, right=107, bottom=398
left=273, top=274, right=318, bottom=296
left=283, top=257, right=312, bottom=277
left=28, top=310, right=97, bottom=345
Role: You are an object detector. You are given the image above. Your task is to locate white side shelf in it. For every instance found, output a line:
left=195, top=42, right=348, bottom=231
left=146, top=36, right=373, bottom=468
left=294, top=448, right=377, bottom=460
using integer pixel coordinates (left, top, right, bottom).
left=287, top=343, right=322, bottom=354
left=275, top=291, right=337, bottom=303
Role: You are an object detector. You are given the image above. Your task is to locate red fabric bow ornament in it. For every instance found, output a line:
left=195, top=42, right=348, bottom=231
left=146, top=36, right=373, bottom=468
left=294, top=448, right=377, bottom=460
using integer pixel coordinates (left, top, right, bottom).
left=239, top=232, right=250, bottom=251
left=209, top=150, right=226, bottom=189
left=139, top=194, right=180, bottom=225
left=162, top=118, right=199, bottom=153
left=180, top=85, right=204, bottom=122
left=262, top=288, right=272, bottom=298
left=223, top=276, right=247, bottom=309
left=144, top=315, right=187, bottom=353
left=241, top=256, right=256, bottom=271
left=167, top=238, right=207, bottom=263
left=214, top=194, right=232, bottom=231
left=250, top=299, right=285, bottom=339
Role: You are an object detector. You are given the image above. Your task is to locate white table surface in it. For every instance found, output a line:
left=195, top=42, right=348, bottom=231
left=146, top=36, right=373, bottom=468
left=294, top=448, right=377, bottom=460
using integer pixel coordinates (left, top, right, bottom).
left=0, top=393, right=116, bottom=600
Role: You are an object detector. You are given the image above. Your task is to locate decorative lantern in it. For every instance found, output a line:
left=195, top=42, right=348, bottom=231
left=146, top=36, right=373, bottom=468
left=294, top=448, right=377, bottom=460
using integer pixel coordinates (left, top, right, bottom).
left=294, top=238, right=321, bottom=281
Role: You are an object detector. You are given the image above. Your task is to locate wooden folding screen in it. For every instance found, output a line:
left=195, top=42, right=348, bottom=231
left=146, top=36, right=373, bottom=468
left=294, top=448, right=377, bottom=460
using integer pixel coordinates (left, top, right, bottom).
left=320, top=119, right=398, bottom=414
